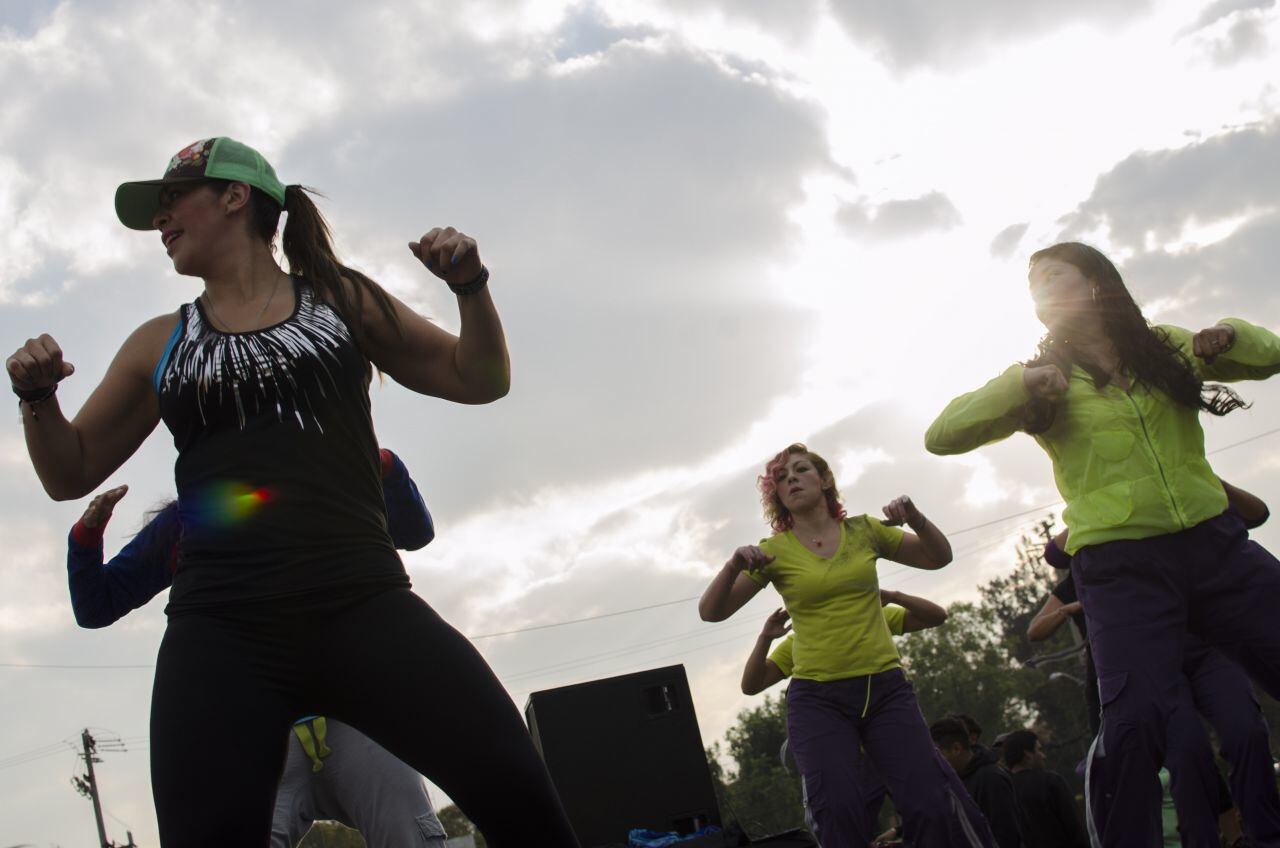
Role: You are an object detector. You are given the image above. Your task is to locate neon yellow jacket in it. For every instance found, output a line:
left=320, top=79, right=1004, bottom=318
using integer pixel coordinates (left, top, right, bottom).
left=925, top=319, right=1280, bottom=553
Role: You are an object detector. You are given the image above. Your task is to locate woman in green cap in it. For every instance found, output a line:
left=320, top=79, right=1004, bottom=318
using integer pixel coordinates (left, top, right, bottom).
left=6, top=137, right=578, bottom=848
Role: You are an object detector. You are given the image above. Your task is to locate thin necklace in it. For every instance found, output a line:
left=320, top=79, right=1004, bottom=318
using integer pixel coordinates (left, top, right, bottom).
left=203, top=275, right=282, bottom=332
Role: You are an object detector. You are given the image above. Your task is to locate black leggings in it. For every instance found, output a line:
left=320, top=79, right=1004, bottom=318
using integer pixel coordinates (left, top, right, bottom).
left=150, top=588, right=578, bottom=847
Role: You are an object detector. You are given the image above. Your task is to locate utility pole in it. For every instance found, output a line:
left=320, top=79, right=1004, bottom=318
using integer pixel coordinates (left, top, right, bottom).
left=71, top=729, right=135, bottom=847
left=73, top=729, right=109, bottom=848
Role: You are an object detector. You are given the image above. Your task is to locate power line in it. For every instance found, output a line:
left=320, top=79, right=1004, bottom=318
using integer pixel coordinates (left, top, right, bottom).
left=469, top=595, right=702, bottom=640
left=5, top=426, right=1277, bottom=672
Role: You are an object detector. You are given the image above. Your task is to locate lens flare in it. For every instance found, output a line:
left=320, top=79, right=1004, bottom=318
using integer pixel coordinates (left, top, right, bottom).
left=185, top=481, right=274, bottom=528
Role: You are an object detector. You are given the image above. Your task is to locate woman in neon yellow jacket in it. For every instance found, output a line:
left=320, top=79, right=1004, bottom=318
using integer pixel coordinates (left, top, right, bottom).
left=926, top=241, right=1280, bottom=848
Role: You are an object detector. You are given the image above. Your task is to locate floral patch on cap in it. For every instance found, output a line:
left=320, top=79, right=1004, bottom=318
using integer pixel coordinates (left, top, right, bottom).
left=164, top=139, right=214, bottom=179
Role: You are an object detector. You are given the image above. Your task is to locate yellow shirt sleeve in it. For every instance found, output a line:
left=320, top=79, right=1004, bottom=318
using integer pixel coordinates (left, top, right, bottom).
left=864, top=516, right=905, bottom=557
left=883, top=604, right=906, bottom=636
left=767, top=635, right=795, bottom=677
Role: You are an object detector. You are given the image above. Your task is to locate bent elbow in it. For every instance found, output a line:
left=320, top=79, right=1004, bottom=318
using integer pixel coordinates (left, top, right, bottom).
left=923, top=424, right=966, bottom=457
left=741, top=682, right=762, bottom=696
left=45, top=481, right=87, bottom=502
left=73, top=609, right=115, bottom=629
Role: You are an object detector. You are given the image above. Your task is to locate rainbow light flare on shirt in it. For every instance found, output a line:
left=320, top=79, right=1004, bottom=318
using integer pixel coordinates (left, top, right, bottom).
left=186, top=481, right=274, bottom=528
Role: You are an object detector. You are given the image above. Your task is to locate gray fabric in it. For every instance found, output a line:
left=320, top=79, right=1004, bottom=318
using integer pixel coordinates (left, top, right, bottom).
left=271, top=718, right=448, bottom=848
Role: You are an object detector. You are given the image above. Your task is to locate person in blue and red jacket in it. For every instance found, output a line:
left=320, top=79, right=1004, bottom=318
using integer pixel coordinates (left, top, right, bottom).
left=68, top=448, right=433, bottom=626
left=68, top=449, right=447, bottom=848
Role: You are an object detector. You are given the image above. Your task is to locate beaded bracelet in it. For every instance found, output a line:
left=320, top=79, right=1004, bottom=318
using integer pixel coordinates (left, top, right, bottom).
left=448, top=266, right=490, bottom=296
left=13, top=383, right=57, bottom=421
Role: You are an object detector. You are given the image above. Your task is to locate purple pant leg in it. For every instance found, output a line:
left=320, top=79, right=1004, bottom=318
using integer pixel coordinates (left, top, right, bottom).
left=856, top=670, right=995, bottom=848
left=856, top=755, right=888, bottom=829
left=1183, top=638, right=1280, bottom=848
left=1074, top=539, right=1189, bottom=848
left=1185, top=513, right=1280, bottom=698
left=788, top=672, right=996, bottom=848
left=787, top=677, right=878, bottom=846
left=1163, top=673, right=1221, bottom=847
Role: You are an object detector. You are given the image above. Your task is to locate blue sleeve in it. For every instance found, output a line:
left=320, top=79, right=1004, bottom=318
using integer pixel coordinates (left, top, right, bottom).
left=382, top=452, right=435, bottom=551
left=66, top=508, right=177, bottom=629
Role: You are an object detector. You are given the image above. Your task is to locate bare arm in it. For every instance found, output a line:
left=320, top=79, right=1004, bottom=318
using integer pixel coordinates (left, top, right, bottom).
left=741, top=609, right=790, bottom=695
left=8, top=318, right=171, bottom=500
left=358, top=227, right=509, bottom=404
left=699, top=546, right=770, bottom=622
left=1027, top=594, right=1081, bottom=641
left=882, top=496, right=952, bottom=569
left=881, top=589, right=948, bottom=632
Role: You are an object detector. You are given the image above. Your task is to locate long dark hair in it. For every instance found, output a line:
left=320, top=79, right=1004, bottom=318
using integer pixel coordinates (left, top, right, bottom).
left=135, top=499, right=182, bottom=566
left=1021, top=242, right=1246, bottom=434
left=209, top=180, right=402, bottom=340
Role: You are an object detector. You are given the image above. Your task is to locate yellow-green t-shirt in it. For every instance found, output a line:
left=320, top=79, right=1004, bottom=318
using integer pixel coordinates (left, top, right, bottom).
left=768, top=604, right=907, bottom=677
left=747, top=515, right=905, bottom=681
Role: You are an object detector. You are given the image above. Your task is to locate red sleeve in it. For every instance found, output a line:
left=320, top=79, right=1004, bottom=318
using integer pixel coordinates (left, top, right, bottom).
left=379, top=448, right=393, bottom=479
left=71, top=518, right=107, bottom=548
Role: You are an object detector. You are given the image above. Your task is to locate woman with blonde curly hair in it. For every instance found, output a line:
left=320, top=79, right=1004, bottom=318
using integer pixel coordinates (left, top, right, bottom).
left=699, top=443, right=996, bottom=847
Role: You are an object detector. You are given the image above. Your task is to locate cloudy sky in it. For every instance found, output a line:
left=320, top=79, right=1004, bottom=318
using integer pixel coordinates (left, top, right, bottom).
left=2, top=0, right=1279, bottom=843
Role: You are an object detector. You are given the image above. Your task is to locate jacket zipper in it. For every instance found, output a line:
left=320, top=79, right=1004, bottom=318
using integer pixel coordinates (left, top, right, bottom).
left=1125, top=391, right=1186, bottom=529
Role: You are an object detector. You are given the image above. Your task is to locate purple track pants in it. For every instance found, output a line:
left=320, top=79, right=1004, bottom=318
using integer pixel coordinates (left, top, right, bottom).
left=787, top=668, right=996, bottom=847
left=1076, top=511, right=1280, bottom=848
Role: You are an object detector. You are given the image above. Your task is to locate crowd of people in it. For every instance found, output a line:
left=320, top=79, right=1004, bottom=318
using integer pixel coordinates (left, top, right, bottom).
left=8, top=137, right=1280, bottom=847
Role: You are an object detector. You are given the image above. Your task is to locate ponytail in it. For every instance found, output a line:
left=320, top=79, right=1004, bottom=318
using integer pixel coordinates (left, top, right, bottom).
left=211, top=178, right=403, bottom=339
left=280, top=184, right=402, bottom=339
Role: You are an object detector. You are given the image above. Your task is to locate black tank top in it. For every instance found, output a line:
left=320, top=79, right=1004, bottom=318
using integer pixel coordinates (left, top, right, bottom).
left=157, top=278, right=408, bottom=613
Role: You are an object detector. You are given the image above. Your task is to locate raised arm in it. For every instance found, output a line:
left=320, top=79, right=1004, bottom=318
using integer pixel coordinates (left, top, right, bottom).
left=7, top=316, right=173, bottom=501
left=67, top=487, right=177, bottom=628
left=1178, top=318, right=1280, bottom=382
left=1028, top=529, right=1082, bottom=641
left=1026, top=594, right=1080, bottom=642
left=698, top=545, right=769, bottom=622
left=380, top=449, right=434, bottom=550
left=881, top=589, right=948, bottom=632
left=925, top=363, right=1067, bottom=456
left=354, top=228, right=509, bottom=405
left=741, top=609, right=791, bottom=695
left=882, top=496, right=952, bottom=570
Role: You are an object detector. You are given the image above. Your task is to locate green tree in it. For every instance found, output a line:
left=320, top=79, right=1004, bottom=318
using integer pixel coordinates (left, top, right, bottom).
left=437, top=804, right=487, bottom=848
left=708, top=695, right=806, bottom=839
left=297, top=822, right=366, bottom=848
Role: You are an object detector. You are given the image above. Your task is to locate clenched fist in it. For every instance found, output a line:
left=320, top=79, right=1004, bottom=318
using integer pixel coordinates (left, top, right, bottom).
left=7, top=334, right=75, bottom=393
left=1192, top=324, right=1235, bottom=364
left=727, top=545, right=774, bottom=574
left=882, top=495, right=923, bottom=528
left=1022, top=364, right=1068, bottom=400
left=408, top=227, right=483, bottom=288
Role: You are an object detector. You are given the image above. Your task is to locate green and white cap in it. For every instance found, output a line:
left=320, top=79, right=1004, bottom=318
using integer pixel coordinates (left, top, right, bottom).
left=114, top=137, right=286, bottom=231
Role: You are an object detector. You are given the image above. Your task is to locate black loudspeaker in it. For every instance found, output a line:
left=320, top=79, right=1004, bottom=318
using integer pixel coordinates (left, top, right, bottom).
left=526, top=664, right=722, bottom=848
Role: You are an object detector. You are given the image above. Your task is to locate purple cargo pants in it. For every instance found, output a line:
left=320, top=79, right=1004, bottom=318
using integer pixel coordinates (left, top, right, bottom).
left=1076, top=511, right=1280, bottom=848
left=787, top=668, right=996, bottom=848
left=1164, top=639, right=1280, bottom=847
